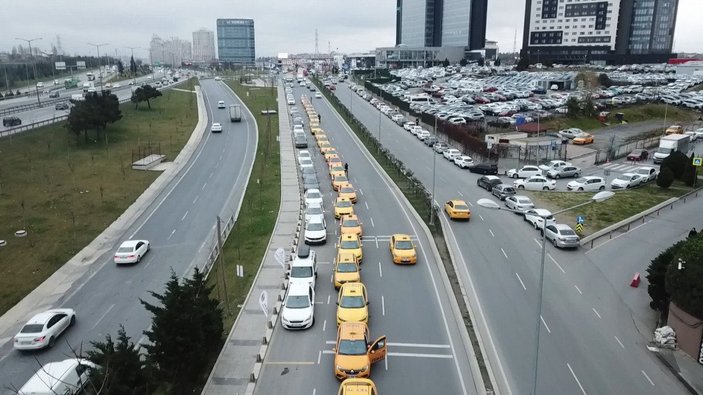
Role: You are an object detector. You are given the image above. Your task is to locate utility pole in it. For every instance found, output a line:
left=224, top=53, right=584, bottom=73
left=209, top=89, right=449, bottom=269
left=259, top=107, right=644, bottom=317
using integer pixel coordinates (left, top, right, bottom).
left=15, top=37, right=42, bottom=105
left=88, top=42, right=109, bottom=92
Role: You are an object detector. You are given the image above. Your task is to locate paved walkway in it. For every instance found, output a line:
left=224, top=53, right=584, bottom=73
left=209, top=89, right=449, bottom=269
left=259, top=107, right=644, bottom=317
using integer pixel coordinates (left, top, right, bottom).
left=202, top=80, right=299, bottom=395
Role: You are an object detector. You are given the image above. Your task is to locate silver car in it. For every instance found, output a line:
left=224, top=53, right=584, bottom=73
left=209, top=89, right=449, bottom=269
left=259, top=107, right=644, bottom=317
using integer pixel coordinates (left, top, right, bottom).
left=505, top=195, right=534, bottom=212
left=543, top=224, right=580, bottom=248
left=547, top=165, right=581, bottom=179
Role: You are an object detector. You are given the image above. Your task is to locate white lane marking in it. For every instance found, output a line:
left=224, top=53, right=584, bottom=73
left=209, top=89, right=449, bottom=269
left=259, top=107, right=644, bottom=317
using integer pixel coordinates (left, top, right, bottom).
left=313, top=388, right=317, bottom=395
left=515, top=272, right=527, bottom=290
left=322, top=350, right=335, bottom=354
left=208, top=171, right=214, bottom=179
left=548, top=254, right=566, bottom=274
left=592, top=308, right=602, bottom=319
left=585, top=220, right=651, bottom=254
left=317, top=351, right=322, bottom=365
left=181, top=211, right=189, bottom=221
left=388, top=352, right=453, bottom=359
left=92, top=304, right=115, bottom=329
left=534, top=238, right=542, bottom=248
left=168, top=229, right=176, bottom=240
left=385, top=354, right=388, bottom=370
left=370, top=217, right=375, bottom=227
left=323, top=320, right=327, bottom=332
left=457, top=191, right=464, bottom=197
left=327, top=294, right=331, bottom=305
left=501, top=248, right=508, bottom=259
left=365, top=201, right=369, bottom=210
left=359, top=188, right=364, bottom=195
left=201, top=182, right=207, bottom=190
left=385, top=342, right=452, bottom=348
left=574, top=285, right=583, bottom=295
left=479, top=214, right=484, bottom=221
left=467, top=201, right=473, bottom=207
left=330, top=274, right=333, bottom=284
left=641, top=370, right=655, bottom=386
left=375, top=238, right=379, bottom=248
left=193, top=195, right=199, bottom=204
left=489, top=229, right=495, bottom=238
left=540, top=316, right=552, bottom=334
left=379, top=261, right=383, bottom=278
left=567, top=363, right=588, bottom=395
left=614, top=336, right=624, bottom=349
left=382, top=295, right=386, bottom=316
left=219, top=154, right=223, bottom=161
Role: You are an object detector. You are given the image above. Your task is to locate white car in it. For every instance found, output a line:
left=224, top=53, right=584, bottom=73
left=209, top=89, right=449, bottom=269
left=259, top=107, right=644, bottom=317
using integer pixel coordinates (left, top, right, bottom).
left=633, top=166, right=658, bottom=183
left=539, top=160, right=571, bottom=172
left=558, top=128, right=583, bottom=139
left=298, top=150, right=312, bottom=164
left=214, top=76, right=221, bottom=81
left=304, top=188, right=324, bottom=208
left=211, top=123, right=223, bottom=133
left=454, top=155, right=475, bottom=168
left=315, top=92, right=322, bottom=99
left=610, top=173, right=644, bottom=190
left=567, top=176, right=606, bottom=191
left=281, top=282, right=315, bottom=330
left=299, top=158, right=314, bottom=170
left=513, top=176, right=556, bottom=191
left=13, top=309, right=77, bottom=350
left=112, top=83, right=121, bottom=88
left=544, top=224, right=580, bottom=248
left=114, top=240, right=150, bottom=264
left=19, top=359, right=96, bottom=395
left=403, top=121, right=415, bottom=131
left=304, top=217, right=327, bottom=245
left=289, top=244, right=317, bottom=288
left=304, top=203, right=324, bottom=224
left=524, top=208, right=557, bottom=229
left=505, top=195, right=535, bottom=212
left=443, top=148, right=461, bottom=161
left=507, top=165, right=543, bottom=179
left=416, top=130, right=431, bottom=140
left=410, top=125, right=423, bottom=136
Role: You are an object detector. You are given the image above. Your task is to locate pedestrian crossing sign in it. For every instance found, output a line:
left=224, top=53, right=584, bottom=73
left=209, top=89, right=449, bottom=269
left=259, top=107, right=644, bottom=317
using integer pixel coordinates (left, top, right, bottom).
left=576, top=216, right=585, bottom=224
left=693, top=157, right=702, bottom=167
left=575, top=223, right=584, bottom=233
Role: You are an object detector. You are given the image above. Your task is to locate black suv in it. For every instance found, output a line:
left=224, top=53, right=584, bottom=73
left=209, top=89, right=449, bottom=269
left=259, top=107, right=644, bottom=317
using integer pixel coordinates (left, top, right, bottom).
left=469, top=163, right=498, bottom=175
left=2, top=116, right=21, bottom=127
left=55, top=102, right=70, bottom=110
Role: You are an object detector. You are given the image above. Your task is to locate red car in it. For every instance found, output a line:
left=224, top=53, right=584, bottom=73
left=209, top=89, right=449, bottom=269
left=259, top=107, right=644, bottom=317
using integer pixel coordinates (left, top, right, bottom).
left=627, top=149, right=649, bottom=161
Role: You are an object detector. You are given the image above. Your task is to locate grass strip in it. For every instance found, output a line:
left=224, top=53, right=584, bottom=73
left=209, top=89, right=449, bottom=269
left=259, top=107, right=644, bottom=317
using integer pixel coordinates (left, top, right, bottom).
left=0, top=79, right=199, bottom=315
left=544, top=103, right=698, bottom=132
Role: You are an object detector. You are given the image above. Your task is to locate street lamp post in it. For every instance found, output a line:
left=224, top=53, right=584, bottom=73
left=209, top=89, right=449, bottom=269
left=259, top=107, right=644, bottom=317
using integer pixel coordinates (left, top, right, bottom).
left=88, top=43, right=109, bottom=92
left=430, top=115, right=438, bottom=225
left=477, top=190, right=614, bottom=395
left=378, top=90, right=383, bottom=151
left=15, top=37, right=42, bottom=105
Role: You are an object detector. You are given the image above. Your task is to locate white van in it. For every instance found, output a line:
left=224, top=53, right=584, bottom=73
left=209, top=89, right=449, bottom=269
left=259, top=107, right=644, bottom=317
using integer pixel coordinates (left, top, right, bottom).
left=288, top=244, right=317, bottom=288
left=19, top=358, right=97, bottom=395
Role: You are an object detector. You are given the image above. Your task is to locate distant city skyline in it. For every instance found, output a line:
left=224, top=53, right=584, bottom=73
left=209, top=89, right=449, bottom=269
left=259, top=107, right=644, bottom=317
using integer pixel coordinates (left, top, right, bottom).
left=1, top=0, right=701, bottom=59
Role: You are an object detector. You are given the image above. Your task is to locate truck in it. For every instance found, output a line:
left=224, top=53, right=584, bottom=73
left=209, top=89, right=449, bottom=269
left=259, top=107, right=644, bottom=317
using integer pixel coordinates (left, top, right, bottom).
left=229, top=104, right=242, bottom=122
left=653, top=134, right=691, bottom=164
left=82, top=81, right=94, bottom=93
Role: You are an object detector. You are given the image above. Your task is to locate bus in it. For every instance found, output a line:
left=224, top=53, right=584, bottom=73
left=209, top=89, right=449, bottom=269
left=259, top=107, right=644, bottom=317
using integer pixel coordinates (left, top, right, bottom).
left=86, top=72, right=95, bottom=81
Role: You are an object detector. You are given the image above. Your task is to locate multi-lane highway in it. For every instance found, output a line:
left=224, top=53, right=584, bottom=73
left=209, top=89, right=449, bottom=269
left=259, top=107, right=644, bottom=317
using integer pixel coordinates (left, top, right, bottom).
left=254, top=84, right=482, bottom=394
left=332, top=82, right=689, bottom=395
left=0, top=78, right=256, bottom=392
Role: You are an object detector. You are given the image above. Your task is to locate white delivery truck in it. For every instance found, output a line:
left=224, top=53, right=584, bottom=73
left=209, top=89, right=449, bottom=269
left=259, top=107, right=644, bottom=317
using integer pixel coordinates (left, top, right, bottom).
left=653, top=134, right=691, bottom=164
left=229, top=104, right=242, bottom=122
left=19, top=358, right=97, bottom=395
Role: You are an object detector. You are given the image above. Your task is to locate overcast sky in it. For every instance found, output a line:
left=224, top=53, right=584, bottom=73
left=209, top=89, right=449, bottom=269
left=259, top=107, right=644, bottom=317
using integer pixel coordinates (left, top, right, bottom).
left=2, top=0, right=701, bottom=59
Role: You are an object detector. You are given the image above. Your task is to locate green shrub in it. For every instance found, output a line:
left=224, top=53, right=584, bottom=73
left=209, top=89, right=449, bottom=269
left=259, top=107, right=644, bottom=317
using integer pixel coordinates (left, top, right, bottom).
left=665, top=236, right=703, bottom=319
left=656, top=166, right=675, bottom=189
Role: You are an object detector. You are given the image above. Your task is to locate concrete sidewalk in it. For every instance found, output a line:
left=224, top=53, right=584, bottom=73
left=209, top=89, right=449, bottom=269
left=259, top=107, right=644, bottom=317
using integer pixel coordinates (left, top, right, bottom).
left=655, top=349, right=703, bottom=394
left=202, top=80, right=299, bottom=395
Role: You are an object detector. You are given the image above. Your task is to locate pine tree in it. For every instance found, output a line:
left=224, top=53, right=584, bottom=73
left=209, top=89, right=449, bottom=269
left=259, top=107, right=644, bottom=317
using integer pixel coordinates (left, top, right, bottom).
left=87, top=325, right=150, bottom=394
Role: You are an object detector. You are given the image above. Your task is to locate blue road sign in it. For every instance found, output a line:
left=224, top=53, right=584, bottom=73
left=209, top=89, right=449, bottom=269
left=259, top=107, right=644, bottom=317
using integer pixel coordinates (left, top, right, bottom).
left=576, top=215, right=585, bottom=224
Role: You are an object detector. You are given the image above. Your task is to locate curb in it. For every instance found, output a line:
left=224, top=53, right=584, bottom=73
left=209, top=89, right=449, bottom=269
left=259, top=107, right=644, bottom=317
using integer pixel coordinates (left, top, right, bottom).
left=0, top=84, right=208, bottom=340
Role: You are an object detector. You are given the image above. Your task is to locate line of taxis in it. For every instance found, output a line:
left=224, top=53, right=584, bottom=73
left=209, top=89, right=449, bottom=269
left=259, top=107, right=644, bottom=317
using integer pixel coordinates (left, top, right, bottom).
left=294, top=94, right=422, bottom=394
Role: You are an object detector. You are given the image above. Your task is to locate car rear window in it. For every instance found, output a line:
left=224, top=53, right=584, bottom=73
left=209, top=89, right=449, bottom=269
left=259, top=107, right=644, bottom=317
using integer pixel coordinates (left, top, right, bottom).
left=117, top=247, right=133, bottom=253
left=20, top=324, right=44, bottom=333
left=290, top=267, right=313, bottom=278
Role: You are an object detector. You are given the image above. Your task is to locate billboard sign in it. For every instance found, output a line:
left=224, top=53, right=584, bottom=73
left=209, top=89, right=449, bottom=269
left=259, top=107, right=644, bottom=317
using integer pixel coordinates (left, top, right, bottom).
left=55, top=62, right=66, bottom=71
left=76, top=61, right=86, bottom=70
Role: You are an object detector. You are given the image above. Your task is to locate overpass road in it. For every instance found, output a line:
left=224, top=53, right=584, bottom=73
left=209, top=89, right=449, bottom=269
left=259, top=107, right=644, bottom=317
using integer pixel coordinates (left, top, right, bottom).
left=0, top=78, right=256, bottom=393
left=333, top=82, right=688, bottom=395
left=253, top=84, right=481, bottom=394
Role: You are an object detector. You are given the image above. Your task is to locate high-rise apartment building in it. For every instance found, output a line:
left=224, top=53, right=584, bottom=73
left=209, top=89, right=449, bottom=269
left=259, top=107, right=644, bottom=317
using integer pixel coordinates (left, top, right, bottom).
left=395, top=0, right=487, bottom=50
left=521, top=0, right=679, bottom=64
left=216, top=19, right=255, bottom=65
left=192, top=28, right=216, bottom=63
left=149, top=35, right=191, bottom=66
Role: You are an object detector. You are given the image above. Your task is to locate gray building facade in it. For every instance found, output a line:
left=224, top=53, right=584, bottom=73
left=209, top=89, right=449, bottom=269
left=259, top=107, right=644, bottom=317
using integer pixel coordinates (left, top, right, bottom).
left=216, top=19, right=255, bottom=65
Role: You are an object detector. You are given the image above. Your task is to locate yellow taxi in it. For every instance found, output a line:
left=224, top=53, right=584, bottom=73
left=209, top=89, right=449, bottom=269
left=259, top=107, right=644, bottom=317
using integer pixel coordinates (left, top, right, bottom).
left=338, top=183, right=358, bottom=203
left=665, top=125, right=683, bottom=135
left=311, top=126, right=322, bottom=135
left=310, top=119, right=320, bottom=129
left=338, top=378, right=378, bottom=395
left=334, top=197, right=355, bottom=219
left=389, top=234, right=417, bottom=265
left=444, top=200, right=471, bottom=220
left=340, top=214, right=363, bottom=237
left=317, top=136, right=330, bottom=146
left=332, top=174, right=350, bottom=191
left=330, top=164, right=346, bottom=179
left=334, top=253, right=361, bottom=289
left=336, top=282, right=368, bottom=325
left=315, top=132, right=328, bottom=142
left=307, top=112, right=317, bottom=120
left=326, top=152, right=340, bottom=163
left=334, top=322, right=386, bottom=380
left=319, top=142, right=333, bottom=154
left=329, top=157, right=344, bottom=170
left=572, top=132, right=594, bottom=145
left=337, top=234, right=363, bottom=263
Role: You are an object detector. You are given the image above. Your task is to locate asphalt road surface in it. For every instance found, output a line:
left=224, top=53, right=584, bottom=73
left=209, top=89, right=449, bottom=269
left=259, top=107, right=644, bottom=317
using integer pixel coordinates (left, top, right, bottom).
left=254, top=85, right=481, bottom=395
left=0, top=78, right=256, bottom=392
left=334, top=82, right=688, bottom=395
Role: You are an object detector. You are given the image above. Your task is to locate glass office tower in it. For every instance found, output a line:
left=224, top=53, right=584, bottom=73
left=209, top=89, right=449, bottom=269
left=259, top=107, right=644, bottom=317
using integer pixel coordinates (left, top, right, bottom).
left=216, top=19, right=255, bottom=65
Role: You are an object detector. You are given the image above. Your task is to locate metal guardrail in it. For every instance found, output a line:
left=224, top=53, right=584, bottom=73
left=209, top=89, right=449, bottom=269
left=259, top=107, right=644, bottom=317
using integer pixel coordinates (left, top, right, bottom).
left=581, top=188, right=702, bottom=248
left=0, top=97, right=70, bottom=117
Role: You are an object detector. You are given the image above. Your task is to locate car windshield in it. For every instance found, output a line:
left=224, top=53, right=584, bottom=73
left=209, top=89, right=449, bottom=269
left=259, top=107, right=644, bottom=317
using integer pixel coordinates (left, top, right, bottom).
left=335, top=176, right=348, bottom=183
left=338, top=339, right=367, bottom=355
left=340, top=187, right=354, bottom=193
left=285, top=295, right=310, bottom=309
left=290, top=266, right=313, bottom=278
left=20, top=324, right=44, bottom=333
left=341, top=240, right=360, bottom=249
left=454, top=204, right=469, bottom=211
left=307, top=207, right=323, bottom=216
left=559, top=229, right=577, bottom=236
left=615, top=176, right=630, bottom=181
left=340, top=295, right=366, bottom=308
left=307, top=192, right=321, bottom=199
left=394, top=240, right=413, bottom=250
left=343, top=219, right=359, bottom=227
left=307, top=222, right=324, bottom=231
left=337, top=200, right=352, bottom=208
left=517, top=198, right=532, bottom=205
left=574, top=178, right=587, bottom=183
left=337, top=263, right=358, bottom=273
left=117, top=246, right=134, bottom=253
